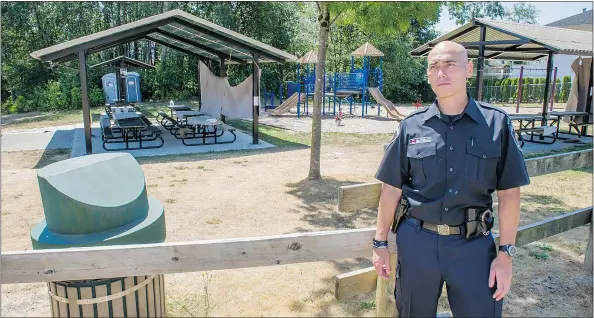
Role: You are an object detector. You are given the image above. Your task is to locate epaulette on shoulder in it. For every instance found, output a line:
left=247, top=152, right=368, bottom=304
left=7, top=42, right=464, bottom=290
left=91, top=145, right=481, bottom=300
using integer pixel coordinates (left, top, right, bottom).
left=477, top=101, right=509, bottom=116
left=402, top=106, right=429, bottom=121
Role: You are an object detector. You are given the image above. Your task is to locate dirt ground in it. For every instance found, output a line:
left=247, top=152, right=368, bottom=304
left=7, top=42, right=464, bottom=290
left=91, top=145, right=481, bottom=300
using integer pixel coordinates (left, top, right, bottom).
left=1, top=138, right=592, bottom=317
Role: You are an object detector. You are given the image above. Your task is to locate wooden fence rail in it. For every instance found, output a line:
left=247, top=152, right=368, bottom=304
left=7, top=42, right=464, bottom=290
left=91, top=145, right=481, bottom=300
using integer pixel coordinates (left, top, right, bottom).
left=0, top=148, right=591, bottom=318
left=1, top=228, right=397, bottom=284
left=339, top=149, right=593, bottom=212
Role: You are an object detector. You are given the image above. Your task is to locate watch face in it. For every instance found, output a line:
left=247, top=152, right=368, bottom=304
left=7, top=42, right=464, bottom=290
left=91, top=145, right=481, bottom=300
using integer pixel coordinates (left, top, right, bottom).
left=508, top=245, right=517, bottom=256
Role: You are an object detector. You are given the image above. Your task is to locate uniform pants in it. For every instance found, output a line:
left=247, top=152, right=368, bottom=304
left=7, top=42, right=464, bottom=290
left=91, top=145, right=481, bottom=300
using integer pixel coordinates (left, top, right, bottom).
left=395, top=217, right=503, bottom=317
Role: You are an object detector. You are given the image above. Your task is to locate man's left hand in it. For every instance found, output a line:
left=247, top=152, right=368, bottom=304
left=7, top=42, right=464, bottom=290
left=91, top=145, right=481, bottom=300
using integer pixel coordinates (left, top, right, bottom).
left=488, top=252, right=513, bottom=301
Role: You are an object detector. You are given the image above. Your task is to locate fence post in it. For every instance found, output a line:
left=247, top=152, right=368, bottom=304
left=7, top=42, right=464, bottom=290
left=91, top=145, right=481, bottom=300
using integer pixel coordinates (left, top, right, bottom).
left=585, top=215, right=593, bottom=274
left=375, top=252, right=397, bottom=317
left=550, top=67, right=558, bottom=111
left=516, top=66, right=524, bottom=113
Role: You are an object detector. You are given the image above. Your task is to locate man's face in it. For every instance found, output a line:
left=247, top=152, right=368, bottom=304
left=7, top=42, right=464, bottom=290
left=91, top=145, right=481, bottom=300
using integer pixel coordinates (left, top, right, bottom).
left=426, top=45, right=473, bottom=99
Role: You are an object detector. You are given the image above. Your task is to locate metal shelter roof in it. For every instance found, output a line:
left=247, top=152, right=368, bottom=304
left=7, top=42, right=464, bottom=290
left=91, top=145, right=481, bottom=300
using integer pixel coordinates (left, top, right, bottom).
left=351, top=42, right=384, bottom=57
left=90, top=56, right=155, bottom=70
left=410, top=18, right=593, bottom=61
left=30, top=9, right=297, bottom=64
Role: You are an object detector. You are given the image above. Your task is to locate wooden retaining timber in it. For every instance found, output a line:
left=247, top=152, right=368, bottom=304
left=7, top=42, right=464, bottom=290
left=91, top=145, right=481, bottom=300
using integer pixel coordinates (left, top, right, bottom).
left=338, top=149, right=593, bottom=212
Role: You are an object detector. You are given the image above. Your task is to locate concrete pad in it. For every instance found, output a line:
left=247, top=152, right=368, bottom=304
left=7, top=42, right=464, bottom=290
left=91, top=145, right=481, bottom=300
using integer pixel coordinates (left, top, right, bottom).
left=71, top=125, right=275, bottom=158
left=521, top=133, right=593, bottom=154
left=1, top=129, right=74, bottom=152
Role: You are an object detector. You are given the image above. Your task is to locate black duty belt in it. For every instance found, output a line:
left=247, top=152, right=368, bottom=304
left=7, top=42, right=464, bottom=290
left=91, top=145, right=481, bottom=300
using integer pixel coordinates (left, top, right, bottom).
left=405, top=214, right=464, bottom=236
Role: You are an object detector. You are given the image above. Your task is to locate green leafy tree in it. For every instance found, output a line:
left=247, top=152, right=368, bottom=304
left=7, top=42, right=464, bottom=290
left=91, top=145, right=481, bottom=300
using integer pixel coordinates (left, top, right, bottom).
left=560, top=75, right=572, bottom=102
left=306, top=2, right=441, bottom=180
left=505, top=3, right=539, bottom=24
left=554, top=78, right=562, bottom=103
left=448, top=2, right=539, bottom=25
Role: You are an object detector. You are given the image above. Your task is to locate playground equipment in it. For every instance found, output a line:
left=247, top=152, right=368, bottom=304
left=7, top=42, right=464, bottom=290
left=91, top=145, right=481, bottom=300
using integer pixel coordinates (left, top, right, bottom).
left=367, top=87, right=406, bottom=120
left=31, top=153, right=166, bottom=317
left=270, top=43, right=391, bottom=119
left=334, top=42, right=385, bottom=117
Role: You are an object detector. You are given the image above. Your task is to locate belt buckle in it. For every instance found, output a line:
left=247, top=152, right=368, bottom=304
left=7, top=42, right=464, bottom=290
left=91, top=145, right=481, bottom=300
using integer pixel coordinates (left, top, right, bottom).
left=437, top=224, right=450, bottom=235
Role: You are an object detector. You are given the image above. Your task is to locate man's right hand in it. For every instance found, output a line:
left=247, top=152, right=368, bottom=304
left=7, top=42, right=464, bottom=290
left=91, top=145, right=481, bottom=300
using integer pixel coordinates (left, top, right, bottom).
left=372, top=248, right=391, bottom=280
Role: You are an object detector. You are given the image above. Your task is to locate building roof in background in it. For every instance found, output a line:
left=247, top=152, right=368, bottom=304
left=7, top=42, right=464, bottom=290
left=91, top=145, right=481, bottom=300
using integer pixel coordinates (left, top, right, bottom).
left=410, top=18, right=593, bottom=61
left=30, top=9, right=297, bottom=65
left=546, top=9, right=593, bottom=31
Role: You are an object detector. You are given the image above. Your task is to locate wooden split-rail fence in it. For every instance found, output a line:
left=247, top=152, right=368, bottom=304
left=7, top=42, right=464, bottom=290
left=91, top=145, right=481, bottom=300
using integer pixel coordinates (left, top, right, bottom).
left=1, top=149, right=592, bottom=317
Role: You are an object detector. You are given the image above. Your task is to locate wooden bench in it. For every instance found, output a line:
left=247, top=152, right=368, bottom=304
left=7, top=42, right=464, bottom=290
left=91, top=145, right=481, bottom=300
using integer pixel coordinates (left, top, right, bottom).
left=516, top=127, right=545, bottom=134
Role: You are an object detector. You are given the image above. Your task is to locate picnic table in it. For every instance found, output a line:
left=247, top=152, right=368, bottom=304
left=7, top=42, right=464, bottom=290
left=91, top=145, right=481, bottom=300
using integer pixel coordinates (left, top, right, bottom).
left=115, top=116, right=147, bottom=149
left=182, top=116, right=236, bottom=146
left=112, top=111, right=144, bottom=121
left=175, top=110, right=204, bottom=122
left=548, top=111, right=592, bottom=139
left=167, top=104, right=192, bottom=117
left=509, top=114, right=556, bottom=146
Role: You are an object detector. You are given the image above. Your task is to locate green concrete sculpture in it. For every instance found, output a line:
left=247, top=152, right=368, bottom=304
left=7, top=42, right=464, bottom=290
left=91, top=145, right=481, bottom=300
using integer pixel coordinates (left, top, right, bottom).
left=31, top=153, right=166, bottom=249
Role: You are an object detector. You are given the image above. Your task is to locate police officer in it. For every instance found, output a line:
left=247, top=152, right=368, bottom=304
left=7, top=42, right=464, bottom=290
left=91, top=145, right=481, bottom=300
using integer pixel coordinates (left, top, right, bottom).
left=372, top=41, right=530, bottom=317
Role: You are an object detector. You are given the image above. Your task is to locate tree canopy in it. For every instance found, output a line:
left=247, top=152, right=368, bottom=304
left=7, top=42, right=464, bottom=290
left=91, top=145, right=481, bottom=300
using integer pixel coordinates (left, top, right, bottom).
left=447, top=1, right=539, bottom=25
left=1, top=1, right=539, bottom=115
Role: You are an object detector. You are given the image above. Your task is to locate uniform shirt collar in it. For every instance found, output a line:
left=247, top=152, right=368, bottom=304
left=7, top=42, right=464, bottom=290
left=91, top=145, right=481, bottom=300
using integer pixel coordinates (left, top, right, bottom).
left=423, top=94, right=482, bottom=124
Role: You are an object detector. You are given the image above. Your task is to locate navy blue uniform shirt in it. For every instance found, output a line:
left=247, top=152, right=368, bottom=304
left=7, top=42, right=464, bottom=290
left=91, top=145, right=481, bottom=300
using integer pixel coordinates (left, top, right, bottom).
left=375, top=95, right=530, bottom=225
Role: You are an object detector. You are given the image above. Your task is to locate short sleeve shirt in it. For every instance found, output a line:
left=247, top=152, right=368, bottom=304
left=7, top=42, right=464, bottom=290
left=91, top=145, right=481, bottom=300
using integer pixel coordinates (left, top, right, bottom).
left=375, top=96, right=530, bottom=225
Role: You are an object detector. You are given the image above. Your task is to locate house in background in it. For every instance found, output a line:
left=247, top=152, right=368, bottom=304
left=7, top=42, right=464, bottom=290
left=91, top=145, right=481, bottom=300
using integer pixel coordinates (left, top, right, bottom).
left=519, top=9, right=593, bottom=80
left=545, top=8, right=593, bottom=32
left=483, top=9, right=592, bottom=81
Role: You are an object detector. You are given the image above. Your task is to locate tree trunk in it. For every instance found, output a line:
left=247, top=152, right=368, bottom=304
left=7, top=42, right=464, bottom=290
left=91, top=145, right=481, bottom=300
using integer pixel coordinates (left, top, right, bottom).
left=308, top=2, right=330, bottom=180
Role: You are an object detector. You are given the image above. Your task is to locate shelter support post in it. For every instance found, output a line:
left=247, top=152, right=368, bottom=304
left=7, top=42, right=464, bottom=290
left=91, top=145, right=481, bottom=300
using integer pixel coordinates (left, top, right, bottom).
left=220, top=56, right=227, bottom=123
left=78, top=51, right=93, bottom=155
left=582, top=64, right=593, bottom=136
left=542, top=52, right=554, bottom=126
left=475, top=25, right=486, bottom=101
left=252, top=53, right=260, bottom=144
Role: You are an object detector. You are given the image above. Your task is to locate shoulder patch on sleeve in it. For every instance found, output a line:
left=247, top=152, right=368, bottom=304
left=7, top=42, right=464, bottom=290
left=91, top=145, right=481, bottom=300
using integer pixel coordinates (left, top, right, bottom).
left=506, top=115, right=523, bottom=152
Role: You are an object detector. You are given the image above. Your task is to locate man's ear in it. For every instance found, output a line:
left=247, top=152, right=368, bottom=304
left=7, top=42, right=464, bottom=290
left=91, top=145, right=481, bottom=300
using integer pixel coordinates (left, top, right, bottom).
left=466, top=60, right=473, bottom=78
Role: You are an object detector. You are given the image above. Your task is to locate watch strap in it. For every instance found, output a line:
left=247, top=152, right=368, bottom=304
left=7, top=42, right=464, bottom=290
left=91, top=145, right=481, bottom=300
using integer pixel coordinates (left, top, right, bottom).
left=373, top=239, right=388, bottom=249
left=499, top=244, right=516, bottom=256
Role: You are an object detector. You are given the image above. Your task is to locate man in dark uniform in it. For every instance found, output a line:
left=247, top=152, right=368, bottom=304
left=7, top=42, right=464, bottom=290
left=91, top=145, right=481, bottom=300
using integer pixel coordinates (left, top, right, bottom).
left=371, top=41, right=530, bottom=317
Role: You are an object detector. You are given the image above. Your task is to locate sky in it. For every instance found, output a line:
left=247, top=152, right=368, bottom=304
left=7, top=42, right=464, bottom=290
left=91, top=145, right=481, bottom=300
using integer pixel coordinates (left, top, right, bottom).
left=435, top=1, right=594, bottom=33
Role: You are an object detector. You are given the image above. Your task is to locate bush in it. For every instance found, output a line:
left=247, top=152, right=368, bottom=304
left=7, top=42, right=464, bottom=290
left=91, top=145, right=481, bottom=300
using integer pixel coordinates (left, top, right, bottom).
left=554, top=78, right=562, bottom=103
left=89, top=86, right=105, bottom=107
left=560, top=75, right=572, bottom=103
left=1, top=95, right=30, bottom=114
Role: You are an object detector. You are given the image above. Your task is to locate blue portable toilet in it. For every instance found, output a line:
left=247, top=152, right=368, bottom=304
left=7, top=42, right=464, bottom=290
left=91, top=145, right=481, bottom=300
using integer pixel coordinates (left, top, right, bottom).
left=125, top=72, right=142, bottom=103
left=101, top=73, right=119, bottom=104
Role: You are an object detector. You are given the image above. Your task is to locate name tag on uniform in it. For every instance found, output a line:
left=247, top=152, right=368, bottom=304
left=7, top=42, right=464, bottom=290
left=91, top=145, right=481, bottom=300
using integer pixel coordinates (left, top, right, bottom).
left=409, top=137, right=432, bottom=145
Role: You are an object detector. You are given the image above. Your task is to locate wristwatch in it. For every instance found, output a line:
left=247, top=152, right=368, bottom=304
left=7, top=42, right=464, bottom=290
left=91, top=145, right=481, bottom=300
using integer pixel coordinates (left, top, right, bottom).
left=373, top=239, right=389, bottom=249
left=499, top=244, right=517, bottom=258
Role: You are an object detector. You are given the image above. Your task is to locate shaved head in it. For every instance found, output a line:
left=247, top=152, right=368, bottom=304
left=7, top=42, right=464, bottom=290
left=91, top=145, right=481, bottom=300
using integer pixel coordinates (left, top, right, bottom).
left=426, top=41, right=473, bottom=101
left=428, top=41, right=469, bottom=62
